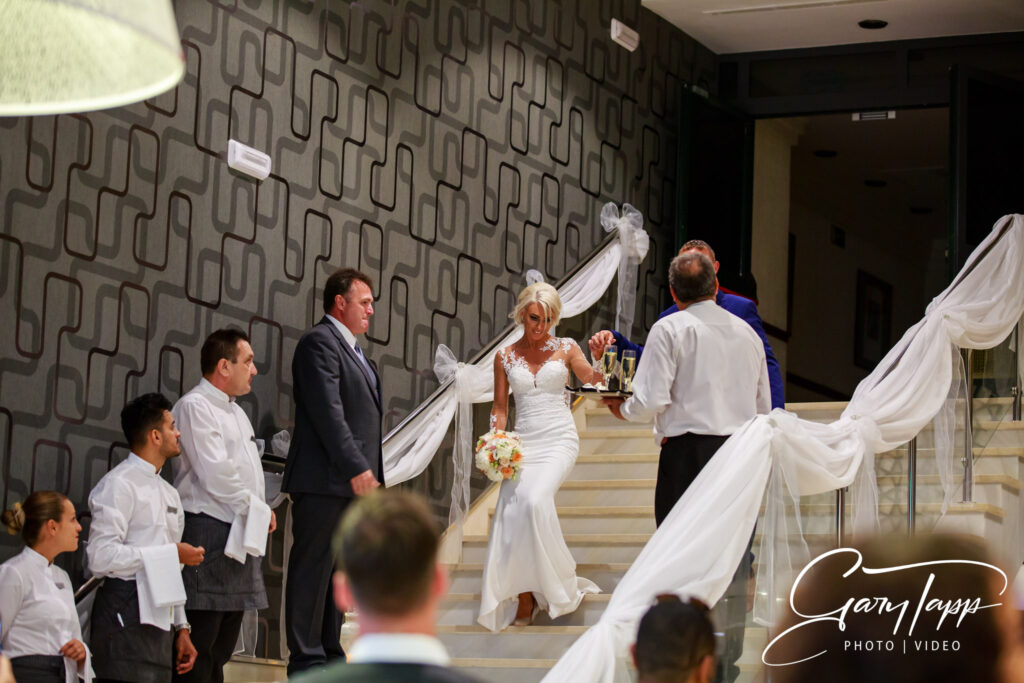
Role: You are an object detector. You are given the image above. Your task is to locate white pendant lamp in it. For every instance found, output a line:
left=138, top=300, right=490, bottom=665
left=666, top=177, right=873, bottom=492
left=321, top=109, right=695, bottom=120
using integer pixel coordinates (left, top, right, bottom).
left=0, top=0, right=185, bottom=116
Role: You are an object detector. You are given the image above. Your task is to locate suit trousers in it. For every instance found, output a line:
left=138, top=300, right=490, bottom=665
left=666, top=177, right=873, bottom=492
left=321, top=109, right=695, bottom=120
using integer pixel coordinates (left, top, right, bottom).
left=654, top=432, right=729, bottom=527
left=285, top=493, right=352, bottom=676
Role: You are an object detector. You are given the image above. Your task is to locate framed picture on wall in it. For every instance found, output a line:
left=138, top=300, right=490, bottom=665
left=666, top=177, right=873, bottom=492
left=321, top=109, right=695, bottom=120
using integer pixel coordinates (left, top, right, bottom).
left=854, top=269, right=893, bottom=370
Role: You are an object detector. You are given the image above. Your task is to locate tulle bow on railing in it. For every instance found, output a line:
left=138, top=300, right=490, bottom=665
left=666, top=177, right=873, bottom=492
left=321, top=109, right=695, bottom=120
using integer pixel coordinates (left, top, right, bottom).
left=433, top=344, right=492, bottom=550
left=601, top=202, right=649, bottom=336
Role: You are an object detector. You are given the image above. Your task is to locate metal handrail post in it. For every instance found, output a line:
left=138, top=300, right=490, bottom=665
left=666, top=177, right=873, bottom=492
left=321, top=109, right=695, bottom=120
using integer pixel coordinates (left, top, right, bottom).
left=835, top=487, right=845, bottom=547
left=962, top=348, right=974, bottom=502
left=907, top=437, right=917, bottom=536
left=1013, top=323, right=1022, bottom=422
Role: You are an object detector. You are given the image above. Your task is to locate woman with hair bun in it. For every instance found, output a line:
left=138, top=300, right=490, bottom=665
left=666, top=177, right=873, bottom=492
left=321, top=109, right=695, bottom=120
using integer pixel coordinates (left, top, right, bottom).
left=0, top=491, right=92, bottom=682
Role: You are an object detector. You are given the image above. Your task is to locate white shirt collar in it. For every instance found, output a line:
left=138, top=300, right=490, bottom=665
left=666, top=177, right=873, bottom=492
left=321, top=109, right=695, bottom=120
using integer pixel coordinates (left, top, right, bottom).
left=20, top=545, right=50, bottom=568
left=347, top=633, right=450, bottom=666
left=325, top=313, right=358, bottom=350
left=197, top=377, right=233, bottom=404
left=127, top=452, right=162, bottom=476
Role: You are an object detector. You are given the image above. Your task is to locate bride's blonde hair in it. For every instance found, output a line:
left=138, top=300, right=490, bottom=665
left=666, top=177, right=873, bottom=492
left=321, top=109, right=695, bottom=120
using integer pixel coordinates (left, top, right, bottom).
left=512, top=282, right=562, bottom=327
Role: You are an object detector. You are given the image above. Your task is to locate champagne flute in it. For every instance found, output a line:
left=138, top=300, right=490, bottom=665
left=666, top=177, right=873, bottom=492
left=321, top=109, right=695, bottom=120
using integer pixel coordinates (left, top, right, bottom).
left=621, top=349, right=636, bottom=393
left=601, top=345, right=618, bottom=389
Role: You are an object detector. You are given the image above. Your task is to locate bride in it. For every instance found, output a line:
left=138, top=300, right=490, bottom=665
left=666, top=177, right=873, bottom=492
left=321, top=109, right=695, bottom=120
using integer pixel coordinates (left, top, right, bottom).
left=478, top=282, right=604, bottom=631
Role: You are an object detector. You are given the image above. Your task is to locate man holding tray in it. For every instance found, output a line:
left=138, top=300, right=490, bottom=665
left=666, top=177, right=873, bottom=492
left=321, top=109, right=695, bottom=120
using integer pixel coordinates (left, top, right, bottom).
left=602, top=251, right=770, bottom=526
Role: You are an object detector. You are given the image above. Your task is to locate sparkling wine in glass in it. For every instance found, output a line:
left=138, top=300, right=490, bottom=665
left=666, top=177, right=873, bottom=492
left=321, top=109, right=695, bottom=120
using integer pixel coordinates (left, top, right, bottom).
left=621, top=349, right=637, bottom=392
left=601, top=345, right=618, bottom=388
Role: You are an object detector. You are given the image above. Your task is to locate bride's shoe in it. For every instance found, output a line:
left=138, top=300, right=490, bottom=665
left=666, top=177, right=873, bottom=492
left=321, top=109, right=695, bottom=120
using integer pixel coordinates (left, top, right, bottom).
left=513, top=592, right=535, bottom=626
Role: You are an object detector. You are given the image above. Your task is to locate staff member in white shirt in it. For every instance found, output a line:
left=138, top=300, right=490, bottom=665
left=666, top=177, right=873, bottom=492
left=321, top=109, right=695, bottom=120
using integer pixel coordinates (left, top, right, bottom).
left=0, top=491, right=92, bottom=683
left=87, top=393, right=205, bottom=683
left=171, top=329, right=275, bottom=682
left=603, top=251, right=771, bottom=526
left=604, top=252, right=769, bottom=683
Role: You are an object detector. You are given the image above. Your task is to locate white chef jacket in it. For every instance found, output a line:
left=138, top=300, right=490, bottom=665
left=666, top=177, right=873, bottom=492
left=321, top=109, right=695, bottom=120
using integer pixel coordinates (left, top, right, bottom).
left=621, top=300, right=771, bottom=440
left=0, top=546, right=94, bottom=681
left=172, top=378, right=265, bottom=523
left=86, top=453, right=186, bottom=626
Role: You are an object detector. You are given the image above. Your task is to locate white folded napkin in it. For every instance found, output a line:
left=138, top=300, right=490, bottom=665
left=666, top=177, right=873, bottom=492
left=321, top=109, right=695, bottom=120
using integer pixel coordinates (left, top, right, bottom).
left=225, top=497, right=271, bottom=563
left=136, top=543, right=186, bottom=630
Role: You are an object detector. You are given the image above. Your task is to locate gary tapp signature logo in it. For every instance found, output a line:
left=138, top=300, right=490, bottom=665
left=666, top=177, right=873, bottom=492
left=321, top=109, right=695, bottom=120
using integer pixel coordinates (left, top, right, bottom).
left=762, top=547, right=1008, bottom=666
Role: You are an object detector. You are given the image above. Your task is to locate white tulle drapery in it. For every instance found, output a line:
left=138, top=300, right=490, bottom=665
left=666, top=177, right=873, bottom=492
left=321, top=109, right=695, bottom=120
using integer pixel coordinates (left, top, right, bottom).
left=382, top=236, right=627, bottom=487
left=432, top=344, right=494, bottom=551
left=601, top=203, right=649, bottom=338
left=542, top=214, right=1024, bottom=683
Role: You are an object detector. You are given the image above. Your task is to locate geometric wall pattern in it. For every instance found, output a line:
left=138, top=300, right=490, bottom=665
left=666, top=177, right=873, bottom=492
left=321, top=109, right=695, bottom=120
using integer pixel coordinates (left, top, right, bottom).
left=0, top=0, right=715, bottom=610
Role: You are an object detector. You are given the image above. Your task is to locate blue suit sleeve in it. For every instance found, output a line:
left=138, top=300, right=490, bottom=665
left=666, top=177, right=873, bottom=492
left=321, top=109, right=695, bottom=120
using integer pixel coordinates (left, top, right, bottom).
left=610, top=330, right=644, bottom=359
left=730, top=298, right=785, bottom=409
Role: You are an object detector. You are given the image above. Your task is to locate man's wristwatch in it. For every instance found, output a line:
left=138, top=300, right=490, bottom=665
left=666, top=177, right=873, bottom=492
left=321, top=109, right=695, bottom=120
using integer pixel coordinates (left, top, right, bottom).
left=175, top=622, right=192, bottom=633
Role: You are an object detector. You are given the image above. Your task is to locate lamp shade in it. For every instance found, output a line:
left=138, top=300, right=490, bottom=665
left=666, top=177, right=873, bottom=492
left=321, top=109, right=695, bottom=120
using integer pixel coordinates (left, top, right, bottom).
left=0, top=0, right=184, bottom=116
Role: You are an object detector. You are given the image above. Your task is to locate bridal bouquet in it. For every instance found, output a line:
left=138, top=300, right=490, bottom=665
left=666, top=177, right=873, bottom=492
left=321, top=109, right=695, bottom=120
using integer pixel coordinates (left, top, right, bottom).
left=474, top=429, right=524, bottom=482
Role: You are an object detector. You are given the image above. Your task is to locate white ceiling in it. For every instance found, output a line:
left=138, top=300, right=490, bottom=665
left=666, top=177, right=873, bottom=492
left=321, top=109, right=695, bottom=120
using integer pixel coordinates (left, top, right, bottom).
left=642, top=0, right=1024, bottom=54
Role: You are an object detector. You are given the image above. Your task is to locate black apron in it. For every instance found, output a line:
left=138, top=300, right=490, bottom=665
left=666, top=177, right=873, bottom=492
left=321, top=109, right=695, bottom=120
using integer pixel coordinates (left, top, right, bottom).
left=89, top=577, right=174, bottom=683
left=9, top=654, right=64, bottom=683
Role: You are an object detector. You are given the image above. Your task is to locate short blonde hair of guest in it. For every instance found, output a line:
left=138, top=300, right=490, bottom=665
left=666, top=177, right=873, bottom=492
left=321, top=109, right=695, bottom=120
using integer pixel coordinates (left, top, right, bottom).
left=513, top=282, right=562, bottom=326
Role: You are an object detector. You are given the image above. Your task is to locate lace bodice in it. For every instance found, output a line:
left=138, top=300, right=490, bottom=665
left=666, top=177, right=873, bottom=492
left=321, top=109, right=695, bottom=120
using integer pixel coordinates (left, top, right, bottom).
left=499, top=337, right=578, bottom=397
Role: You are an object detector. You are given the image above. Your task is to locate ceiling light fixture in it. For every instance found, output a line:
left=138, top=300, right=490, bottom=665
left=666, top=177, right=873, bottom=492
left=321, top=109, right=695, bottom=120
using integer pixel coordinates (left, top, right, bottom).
left=0, top=0, right=184, bottom=116
left=858, top=19, right=888, bottom=29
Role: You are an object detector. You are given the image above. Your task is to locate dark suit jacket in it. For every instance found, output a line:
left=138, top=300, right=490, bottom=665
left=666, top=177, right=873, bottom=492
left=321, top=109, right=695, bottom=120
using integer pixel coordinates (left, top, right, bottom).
left=292, top=661, right=483, bottom=683
left=611, top=290, right=786, bottom=409
left=282, top=316, right=384, bottom=497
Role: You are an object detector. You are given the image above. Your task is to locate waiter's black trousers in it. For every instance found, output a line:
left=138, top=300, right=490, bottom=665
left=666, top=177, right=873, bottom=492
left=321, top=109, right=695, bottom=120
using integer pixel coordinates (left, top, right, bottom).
left=654, top=432, right=729, bottom=527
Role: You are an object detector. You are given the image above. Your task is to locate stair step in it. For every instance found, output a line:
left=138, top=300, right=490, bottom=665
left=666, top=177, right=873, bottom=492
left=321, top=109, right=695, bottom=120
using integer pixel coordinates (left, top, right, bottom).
left=462, top=531, right=649, bottom=564
left=448, top=563, right=633, bottom=594
left=555, top=479, right=655, bottom=507
left=438, top=593, right=612, bottom=627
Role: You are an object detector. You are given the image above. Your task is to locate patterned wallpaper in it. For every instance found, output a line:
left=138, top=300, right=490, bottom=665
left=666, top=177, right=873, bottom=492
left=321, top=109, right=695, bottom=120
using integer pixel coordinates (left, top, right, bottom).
left=0, top=0, right=713, bottom=651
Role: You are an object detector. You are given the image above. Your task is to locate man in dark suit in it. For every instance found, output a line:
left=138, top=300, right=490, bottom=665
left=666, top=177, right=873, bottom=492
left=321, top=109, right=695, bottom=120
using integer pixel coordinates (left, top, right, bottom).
left=282, top=267, right=383, bottom=676
left=590, top=239, right=785, bottom=410
left=292, top=491, right=480, bottom=683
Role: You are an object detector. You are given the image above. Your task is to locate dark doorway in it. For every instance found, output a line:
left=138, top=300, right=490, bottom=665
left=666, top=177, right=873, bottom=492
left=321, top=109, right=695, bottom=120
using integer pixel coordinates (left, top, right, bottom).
left=784, top=108, right=949, bottom=401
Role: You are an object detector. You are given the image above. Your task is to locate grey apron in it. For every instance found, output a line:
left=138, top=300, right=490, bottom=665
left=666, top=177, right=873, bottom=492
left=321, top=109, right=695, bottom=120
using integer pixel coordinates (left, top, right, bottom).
left=180, top=513, right=268, bottom=611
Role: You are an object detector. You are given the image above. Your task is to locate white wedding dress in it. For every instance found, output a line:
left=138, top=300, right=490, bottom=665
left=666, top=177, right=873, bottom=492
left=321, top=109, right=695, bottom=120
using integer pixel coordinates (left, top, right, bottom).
left=477, top=337, right=601, bottom=632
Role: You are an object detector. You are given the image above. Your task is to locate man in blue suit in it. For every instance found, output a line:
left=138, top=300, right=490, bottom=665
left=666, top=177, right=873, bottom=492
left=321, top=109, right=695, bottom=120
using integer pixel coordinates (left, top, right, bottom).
left=282, top=268, right=383, bottom=675
left=589, top=239, right=785, bottom=410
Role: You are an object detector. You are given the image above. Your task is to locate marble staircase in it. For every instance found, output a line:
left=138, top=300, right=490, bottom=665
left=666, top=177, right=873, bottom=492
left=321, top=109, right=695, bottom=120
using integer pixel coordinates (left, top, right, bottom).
left=224, top=397, right=1023, bottom=682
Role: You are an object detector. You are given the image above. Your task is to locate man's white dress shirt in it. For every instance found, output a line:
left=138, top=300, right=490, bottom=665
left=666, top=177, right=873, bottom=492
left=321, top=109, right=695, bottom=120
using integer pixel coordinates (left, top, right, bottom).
left=347, top=633, right=451, bottom=666
left=172, top=378, right=265, bottom=523
left=621, top=300, right=771, bottom=440
left=86, top=453, right=186, bottom=627
left=0, top=547, right=94, bottom=681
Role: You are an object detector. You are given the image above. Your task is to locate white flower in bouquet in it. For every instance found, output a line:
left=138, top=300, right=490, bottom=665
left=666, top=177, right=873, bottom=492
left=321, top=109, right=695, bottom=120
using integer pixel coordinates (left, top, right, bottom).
left=474, top=429, right=524, bottom=482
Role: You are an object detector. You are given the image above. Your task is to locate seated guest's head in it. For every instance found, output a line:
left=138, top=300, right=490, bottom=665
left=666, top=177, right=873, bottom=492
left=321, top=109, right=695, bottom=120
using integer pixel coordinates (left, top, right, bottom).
left=668, top=252, right=717, bottom=306
left=768, top=534, right=1024, bottom=683
left=332, top=490, right=446, bottom=633
left=2, top=490, right=81, bottom=561
left=121, top=392, right=181, bottom=462
left=632, top=595, right=716, bottom=683
left=200, top=328, right=257, bottom=397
